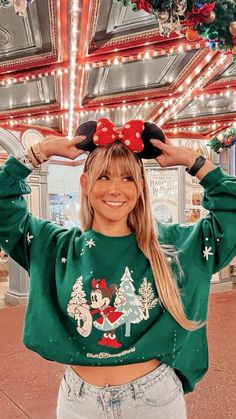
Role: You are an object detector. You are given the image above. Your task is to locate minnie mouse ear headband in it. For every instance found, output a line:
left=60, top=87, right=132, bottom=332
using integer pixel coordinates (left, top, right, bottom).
left=74, top=118, right=166, bottom=159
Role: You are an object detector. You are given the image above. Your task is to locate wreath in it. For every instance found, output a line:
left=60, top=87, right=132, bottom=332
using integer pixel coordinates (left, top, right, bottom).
left=207, top=126, right=236, bottom=152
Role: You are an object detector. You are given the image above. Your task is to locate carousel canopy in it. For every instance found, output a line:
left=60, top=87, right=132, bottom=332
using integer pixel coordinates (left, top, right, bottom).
left=0, top=0, right=236, bottom=146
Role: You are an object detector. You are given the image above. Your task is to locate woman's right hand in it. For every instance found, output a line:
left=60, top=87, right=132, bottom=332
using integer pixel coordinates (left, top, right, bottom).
left=32, top=134, right=87, bottom=160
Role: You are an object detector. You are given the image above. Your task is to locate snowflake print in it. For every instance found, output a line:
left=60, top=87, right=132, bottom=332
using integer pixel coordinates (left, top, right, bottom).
left=203, top=246, right=213, bottom=261
left=27, top=232, right=33, bottom=245
left=61, top=257, right=67, bottom=263
left=85, top=238, right=96, bottom=248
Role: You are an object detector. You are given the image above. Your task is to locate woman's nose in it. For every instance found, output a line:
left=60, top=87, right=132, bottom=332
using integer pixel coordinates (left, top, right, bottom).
left=108, top=179, right=121, bottom=194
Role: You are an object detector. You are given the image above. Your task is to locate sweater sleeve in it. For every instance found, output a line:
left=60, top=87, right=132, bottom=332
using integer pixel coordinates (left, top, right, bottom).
left=159, top=166, right=236, bottom=275
left=0, top=155, right=64, bottom=272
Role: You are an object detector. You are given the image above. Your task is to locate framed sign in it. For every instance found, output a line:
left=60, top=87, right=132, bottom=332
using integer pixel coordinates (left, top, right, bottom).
left=144, top=164, right=185, bottom=224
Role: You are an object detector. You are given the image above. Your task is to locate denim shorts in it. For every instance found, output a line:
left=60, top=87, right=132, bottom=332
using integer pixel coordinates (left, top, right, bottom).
left=56, top=363, right=187, bottom=419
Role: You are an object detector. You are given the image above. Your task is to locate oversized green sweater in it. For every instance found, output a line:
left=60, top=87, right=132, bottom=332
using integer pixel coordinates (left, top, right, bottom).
left=0, top=156, right=236, bottom=394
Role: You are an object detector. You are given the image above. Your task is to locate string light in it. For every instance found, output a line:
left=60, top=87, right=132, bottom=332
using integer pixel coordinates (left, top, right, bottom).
left=68, top=0, right=80, bottom=138
left=156, top=54, right=228, bottom=125
left=0, top=50, right=233, bottom=129
left=144, top=51, right=151, bottom=60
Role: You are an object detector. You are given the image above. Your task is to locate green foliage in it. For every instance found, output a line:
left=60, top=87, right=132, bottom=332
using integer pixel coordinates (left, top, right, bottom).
left=116, top=0, right=236, bottom=50
left=152, top=0, right=172, bottom=10
left=207, top=127, right=236, bottom=153
left=196, top=0, right=236, bottom=49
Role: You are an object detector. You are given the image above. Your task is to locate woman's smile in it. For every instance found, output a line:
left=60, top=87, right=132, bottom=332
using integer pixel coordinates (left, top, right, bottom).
left=103, top=200, right=127, bottom=208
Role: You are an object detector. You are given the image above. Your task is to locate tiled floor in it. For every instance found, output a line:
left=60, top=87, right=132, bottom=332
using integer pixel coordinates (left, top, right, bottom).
left=0, top=282, right=236, bottom=419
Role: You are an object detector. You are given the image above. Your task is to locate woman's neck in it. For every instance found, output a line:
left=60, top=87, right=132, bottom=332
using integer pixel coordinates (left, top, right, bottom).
left=91, top=220, right=131, bottom=237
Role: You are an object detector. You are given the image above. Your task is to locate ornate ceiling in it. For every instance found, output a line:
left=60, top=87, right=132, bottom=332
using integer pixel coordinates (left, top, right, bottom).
left=0, top=0, right=236, bottom=141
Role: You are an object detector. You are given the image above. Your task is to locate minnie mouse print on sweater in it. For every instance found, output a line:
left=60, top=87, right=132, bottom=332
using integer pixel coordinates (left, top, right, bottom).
left=67, top=277, right=128, bottom=348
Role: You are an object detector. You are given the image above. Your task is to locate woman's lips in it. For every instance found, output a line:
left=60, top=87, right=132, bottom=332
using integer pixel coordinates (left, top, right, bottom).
left=103, top=201, right=126, bottom=207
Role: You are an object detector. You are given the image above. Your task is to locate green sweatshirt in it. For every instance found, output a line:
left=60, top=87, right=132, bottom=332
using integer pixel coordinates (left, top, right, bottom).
left=0, top=155, right=236, bottom=394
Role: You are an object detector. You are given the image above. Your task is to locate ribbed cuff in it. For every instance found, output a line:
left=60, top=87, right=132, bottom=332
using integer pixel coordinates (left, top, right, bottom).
left=199, top=166, right=227, bottom=190
left=3, top=155, right=33, bottom=180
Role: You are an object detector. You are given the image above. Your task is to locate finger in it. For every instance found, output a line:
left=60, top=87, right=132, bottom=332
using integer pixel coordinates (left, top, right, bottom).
left=165, top=136, right=171, bottom=145
left=150, top=139, right=169, bottom=149
left=45, top=134, right=66, bottom=140
left=69, top=135, right=86, bottom=145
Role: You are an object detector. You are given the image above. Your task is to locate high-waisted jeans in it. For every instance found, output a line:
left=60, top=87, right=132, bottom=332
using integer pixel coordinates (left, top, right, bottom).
left=56, top=363, right=187, bottom=419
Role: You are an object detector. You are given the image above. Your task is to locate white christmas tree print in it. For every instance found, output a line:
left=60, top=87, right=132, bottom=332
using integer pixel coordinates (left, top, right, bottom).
left=138, top=277, right=159, bottom=320
left=68, top=276, right=89, bottom=309
left=116, top=267, right=144, bottom=337
left=67, top=276, right=93, bottom=337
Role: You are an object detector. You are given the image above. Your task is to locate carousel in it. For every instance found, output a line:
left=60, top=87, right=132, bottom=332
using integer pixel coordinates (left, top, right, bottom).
left=0, top=0, right=236, bottom=304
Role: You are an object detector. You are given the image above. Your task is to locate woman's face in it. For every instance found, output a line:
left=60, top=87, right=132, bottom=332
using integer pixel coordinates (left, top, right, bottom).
left=81, top=165, right=141, bottom=235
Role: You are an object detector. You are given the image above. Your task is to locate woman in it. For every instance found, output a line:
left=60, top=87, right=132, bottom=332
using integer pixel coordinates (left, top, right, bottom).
left=0, top=123, right=236, bottom=419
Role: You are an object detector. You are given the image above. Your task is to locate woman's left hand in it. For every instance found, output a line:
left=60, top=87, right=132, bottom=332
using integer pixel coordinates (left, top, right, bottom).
left=151, top=139, right=198, bottom=168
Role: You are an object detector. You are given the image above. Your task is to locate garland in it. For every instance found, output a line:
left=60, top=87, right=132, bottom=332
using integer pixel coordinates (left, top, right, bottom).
left=207, top=127, right=236, bottom=152
left=0, top=0, right=34, bottom=16
left=117, top=0, right=236, bottom=54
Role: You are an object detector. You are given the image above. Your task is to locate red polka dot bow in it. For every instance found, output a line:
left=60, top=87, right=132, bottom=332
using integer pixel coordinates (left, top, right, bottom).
left=93, top=118, right=144, bottom=153
left=92, top=278, right=112, bottom=298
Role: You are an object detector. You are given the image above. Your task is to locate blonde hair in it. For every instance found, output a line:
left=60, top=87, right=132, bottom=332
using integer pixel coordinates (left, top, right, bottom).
left=80, top=142, right=203, bottom=331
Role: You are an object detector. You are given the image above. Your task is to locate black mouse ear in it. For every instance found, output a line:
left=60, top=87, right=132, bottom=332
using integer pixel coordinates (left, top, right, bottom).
left=74, top=120, right=97, bottom=152
left=137, top=122, right=166, bottom=159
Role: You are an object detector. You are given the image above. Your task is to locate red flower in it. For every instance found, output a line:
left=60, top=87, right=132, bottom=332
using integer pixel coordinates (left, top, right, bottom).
left=131, top=0, right=152, bottom=13
left=183, top=2, right=216, bottom=27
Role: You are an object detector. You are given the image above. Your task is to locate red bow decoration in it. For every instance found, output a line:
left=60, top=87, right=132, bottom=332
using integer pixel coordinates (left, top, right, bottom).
left=92, top=278, right=112, bottom=298
left=183, top=2, right=216, bottom=27
left=93, top=118, right=144, bottom=153
left=131, top=0, right=152, bottom=13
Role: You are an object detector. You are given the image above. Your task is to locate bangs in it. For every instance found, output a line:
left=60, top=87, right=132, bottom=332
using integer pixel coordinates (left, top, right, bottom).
left=84, top=142, right=144, bottom=186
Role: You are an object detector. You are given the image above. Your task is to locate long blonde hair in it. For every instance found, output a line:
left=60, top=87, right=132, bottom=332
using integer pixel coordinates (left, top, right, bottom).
left=80, top=142, right=203, bottom=331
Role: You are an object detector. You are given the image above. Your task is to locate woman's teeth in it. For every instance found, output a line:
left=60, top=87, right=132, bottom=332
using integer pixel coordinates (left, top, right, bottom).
left=105, top=201, right=125, bottom=207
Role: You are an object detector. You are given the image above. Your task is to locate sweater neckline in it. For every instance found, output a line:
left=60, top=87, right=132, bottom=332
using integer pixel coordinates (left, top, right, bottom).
left=85, top=228, right=135, bottom=240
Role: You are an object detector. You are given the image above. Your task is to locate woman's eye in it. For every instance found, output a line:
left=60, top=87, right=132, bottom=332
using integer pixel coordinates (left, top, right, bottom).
left=98, top=175, right=109, bottom=180
left=123, top=176, right=133, bottom=182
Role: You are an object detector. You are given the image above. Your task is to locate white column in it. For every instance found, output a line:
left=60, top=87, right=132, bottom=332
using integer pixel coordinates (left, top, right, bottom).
left=0, top=128, right=49, bottom=304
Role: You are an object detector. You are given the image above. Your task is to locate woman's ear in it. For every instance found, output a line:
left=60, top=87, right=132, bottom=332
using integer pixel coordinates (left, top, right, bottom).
left=80, top=173, right=88, bottom=195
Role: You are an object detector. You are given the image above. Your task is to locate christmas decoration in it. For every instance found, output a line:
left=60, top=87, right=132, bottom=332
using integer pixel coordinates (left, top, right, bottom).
left=130, top=0, right=153, bottom=13
left=204, top=10, right=216, bottom=23
left=117, top=0, right=187, bottom=37
left=194, top=1, right=236, bottom=52
left=158, top=10, right=170, bottom=22
left=184, top=2, right=216, bottom=27
left=117, top=1, right=236, bottom=53
left=229, top=21, right=236, bottom=35
left=207, top=127, right=236, bottom=153
left=185, top=27, right=200, bottom=40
